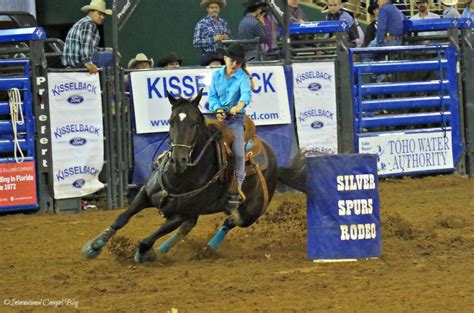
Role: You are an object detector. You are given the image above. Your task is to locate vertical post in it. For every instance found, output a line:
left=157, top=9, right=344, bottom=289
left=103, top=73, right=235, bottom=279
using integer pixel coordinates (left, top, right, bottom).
left=100, top=70, right=113, bottom=209
left=30, top=39, right=54, bottom=213
left=112, top=0, right=125, bottom=207
left=461, top=28, right=474, bottom=177
left=282, top=0, right=291, bottom=64
left=335, top=32, right=354, bottom=154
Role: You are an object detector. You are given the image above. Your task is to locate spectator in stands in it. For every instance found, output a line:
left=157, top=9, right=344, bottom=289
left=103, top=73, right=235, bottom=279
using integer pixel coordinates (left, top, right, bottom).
left=288, top=0, right=308, bottom=22
left=362, top=0, right=405, bottom=82
left=238, top=0, right=269, bottom=60
left=461, top=0, right=474, bottom=21
left=441, top=0, right=461, bottom=18
left=261, top=8, right=280, bottom=57
left=326, top=0, right=360, bottom=47
left=412, top=0, right=441, bottom=19
left=364, top=2, right=379, bottom=47
left=374, top=0, right=405, bottom=47
left=193, top=0, right=231, bottom=66
left=411, top=0, right=441, bottom=37
left=127, top=53, right=153, bottom=69
left=157, top=52, right=183, bottom=68
left=62, top=0, right=113, bottom=74
left=206, top=56, right=225, bottom=67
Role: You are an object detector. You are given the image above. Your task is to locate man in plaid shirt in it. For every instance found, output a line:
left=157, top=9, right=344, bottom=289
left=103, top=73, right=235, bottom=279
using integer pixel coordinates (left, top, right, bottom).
left=193, top=0, right=231, bottom=66
left=62, top=0, right=112, bottom=74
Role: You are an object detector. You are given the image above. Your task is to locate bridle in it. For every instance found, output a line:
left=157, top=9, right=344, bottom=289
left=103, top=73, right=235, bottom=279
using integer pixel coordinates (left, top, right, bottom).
left=157, top=114, right=229, bottom=199
left=169, top=113, right=228, bottom=167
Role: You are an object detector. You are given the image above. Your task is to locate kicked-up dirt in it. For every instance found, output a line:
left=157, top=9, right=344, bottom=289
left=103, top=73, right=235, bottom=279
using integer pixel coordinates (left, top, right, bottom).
left=0, top=174, right=473, bottom=312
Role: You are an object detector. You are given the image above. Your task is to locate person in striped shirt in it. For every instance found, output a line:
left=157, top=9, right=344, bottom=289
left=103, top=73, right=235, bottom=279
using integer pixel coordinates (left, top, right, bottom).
left=62, top=0, right=112, bottom=74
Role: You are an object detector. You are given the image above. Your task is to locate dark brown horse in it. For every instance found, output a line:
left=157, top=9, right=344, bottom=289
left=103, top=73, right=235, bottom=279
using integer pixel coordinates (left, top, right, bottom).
left=82, top=89, right=278, bottom=262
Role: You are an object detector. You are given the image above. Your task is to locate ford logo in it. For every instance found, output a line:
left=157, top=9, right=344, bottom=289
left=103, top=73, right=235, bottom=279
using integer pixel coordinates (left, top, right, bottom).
left=308, top=82, right=322, bottom=92
left=72, top=179, right=85, bottom=189
left=69, top=137, right=87, bottom=146
left=67, top=95, right=84, bottom=104
left=311, top=120, right=324, bottom=129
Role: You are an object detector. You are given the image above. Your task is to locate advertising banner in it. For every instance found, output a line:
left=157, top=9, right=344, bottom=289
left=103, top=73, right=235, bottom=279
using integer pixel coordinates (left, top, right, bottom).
left=130, top=66, right=291, bottom=134
left=358, top=131, right=454, bottom=175
left=306, top=154, right=381, bottom=260
left=48, top=72, right=104, bottom=199
left=293, top=62, right=338, bottom=155
left=0, top=161, right=37, bottom=208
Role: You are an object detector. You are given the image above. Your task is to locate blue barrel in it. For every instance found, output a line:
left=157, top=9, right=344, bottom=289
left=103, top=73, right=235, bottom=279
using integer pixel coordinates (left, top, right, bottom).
left=306, top=154, right=381, bottom=260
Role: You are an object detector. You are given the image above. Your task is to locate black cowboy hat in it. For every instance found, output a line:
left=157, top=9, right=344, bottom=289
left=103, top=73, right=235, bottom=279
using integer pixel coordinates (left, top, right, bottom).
left=368, top=2, right=379, bottom=15
left=245, top=0, right=267, bottom=11
left=157, top=52, right=183, bottom=67
left=217, top=43, right=246, bottom=63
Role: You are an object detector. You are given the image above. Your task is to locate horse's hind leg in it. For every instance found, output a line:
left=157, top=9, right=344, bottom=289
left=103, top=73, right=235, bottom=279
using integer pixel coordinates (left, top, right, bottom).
left=157, top=217, right=198, bottom=254
left=82, top=187, right=150, bottom=259
left=134, top=214, right=185, bottom=263
left=207, top=216, right=239, bottom=250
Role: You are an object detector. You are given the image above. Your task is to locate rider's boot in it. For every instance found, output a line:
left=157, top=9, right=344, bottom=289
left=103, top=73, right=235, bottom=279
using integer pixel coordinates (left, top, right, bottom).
left=225, top=173, right=245, bottom=214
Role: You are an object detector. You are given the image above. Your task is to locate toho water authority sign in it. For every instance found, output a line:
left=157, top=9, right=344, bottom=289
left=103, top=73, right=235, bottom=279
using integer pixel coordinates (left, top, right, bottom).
left=306, top=154, right=381, bottom=260
left=359, top=131, right=454, bottom=176
left=48, top=72, right=104, bottom=199
left=130, top=66, right=291, bottom=134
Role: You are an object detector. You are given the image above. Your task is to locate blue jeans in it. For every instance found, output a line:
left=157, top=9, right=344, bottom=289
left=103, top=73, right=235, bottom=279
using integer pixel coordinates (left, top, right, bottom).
left=226, top=113, right=245, bottom=189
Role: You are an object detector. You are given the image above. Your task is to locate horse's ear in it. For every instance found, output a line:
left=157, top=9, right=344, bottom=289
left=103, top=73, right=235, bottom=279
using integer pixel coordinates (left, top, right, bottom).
left=168, top=91, right=178, bottom=106
left=193, top=88, right=204, bottom=106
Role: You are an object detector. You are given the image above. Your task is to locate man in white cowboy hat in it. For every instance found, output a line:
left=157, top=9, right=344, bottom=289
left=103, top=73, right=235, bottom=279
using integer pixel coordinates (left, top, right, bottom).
left=441, top=0, right=461, bottom=18
left=128, top=53, right=154, bottom=69
left=62, top=0, right=112, bottom=74
left=193, top=0, right=231, bottom=66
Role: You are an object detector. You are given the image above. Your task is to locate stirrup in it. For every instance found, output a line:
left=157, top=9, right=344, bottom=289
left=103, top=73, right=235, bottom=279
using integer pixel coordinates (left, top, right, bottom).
left=225, top=193, right=240, bottom=213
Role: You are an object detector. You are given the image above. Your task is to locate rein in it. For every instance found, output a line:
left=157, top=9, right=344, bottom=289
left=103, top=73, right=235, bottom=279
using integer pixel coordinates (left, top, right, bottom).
left=157, top=121, right=228, bottom=199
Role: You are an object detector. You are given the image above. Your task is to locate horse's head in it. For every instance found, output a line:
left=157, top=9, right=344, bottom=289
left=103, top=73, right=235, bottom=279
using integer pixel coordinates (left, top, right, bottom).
left=167, top=89, right=205, bottom=174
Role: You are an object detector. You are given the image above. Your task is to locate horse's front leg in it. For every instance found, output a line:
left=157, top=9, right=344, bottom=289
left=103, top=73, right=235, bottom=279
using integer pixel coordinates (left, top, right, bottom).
left=134, top=214, right=185, bottom=263
left=157, top=217, right=198, bottom=254
left=82, top=187, right=150, bottom=259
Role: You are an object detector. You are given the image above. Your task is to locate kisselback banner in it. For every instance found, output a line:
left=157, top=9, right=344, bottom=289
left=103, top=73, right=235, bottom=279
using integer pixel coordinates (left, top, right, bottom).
left=358, top=131, right=454, bottom=176
left=130, top=66, right=291, bottom=134
left=48, top=72, right=104, bottom=199
left=293, top=62, right=338, bottom=155
left=306, top=154, right=381, bottom=260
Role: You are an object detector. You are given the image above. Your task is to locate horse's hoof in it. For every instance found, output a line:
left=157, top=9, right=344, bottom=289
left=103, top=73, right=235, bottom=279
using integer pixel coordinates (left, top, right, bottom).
left=81, top=240, right=102, bottom=259
left=133, top=249, right=157, bottom=263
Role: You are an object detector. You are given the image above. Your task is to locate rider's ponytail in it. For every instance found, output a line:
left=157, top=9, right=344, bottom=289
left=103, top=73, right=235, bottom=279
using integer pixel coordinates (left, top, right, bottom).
left=242, top=63, right=255, bottom=91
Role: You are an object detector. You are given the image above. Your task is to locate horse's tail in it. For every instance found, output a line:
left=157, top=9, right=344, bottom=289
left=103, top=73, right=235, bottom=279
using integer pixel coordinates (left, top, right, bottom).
left=277, top=150, right=307, bottom=193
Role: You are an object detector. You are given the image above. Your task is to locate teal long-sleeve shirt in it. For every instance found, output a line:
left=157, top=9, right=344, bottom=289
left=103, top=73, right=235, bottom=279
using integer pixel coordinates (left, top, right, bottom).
left=208, top=66, right=251, bottom=112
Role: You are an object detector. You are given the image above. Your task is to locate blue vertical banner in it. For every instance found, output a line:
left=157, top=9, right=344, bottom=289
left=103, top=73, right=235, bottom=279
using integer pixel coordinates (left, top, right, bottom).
left=306, top=154, right=381, bottom=260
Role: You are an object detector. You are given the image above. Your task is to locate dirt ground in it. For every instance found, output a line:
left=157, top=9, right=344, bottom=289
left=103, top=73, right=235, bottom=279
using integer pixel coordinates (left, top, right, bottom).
left=1, top=174, right=473, bottom=312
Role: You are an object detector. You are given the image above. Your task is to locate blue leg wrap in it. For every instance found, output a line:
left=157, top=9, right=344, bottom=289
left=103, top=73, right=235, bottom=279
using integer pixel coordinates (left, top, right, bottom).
left=207, top=226, right=229, bottom=250
left=158, top=234, right=179, bottom=253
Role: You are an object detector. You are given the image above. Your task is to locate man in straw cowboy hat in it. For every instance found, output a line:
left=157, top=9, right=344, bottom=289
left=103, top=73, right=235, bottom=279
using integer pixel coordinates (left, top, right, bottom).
left=193, top=0, right=231, bottom=66
left=128, top=53, right=154, bottom=69
left=62, top=0, right=113, bottom=74
left=441, top=0, right=461, bottom=18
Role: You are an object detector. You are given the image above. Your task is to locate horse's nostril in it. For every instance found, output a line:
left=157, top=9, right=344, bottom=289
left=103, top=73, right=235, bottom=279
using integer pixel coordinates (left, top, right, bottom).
left=180, top=157, right=187, bottom=163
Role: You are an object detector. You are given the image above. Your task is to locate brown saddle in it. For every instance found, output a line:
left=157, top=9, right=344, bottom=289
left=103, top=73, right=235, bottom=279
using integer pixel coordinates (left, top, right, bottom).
left=205, top=115, right=268, bottom=176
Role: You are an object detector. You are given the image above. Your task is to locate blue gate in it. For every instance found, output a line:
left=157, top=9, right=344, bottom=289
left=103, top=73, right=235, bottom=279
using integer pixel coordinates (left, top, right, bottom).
left=349, top=44, right=463, bottom=176
left=0, top=30, right=40, bottom=212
